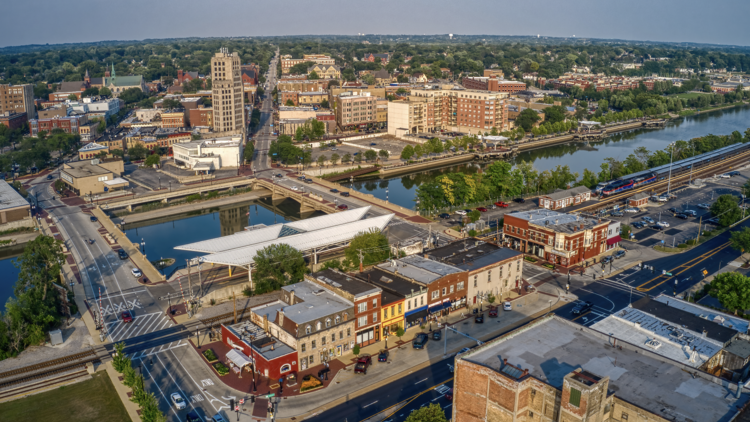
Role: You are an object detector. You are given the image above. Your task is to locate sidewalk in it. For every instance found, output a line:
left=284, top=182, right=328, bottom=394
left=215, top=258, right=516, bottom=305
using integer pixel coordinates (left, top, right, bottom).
left=104, top=360, right=143, bottom=422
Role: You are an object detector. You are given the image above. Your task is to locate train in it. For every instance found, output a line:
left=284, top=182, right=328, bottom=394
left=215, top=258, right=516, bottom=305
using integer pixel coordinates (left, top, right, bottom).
left=597, top=141, right=750, bottom=197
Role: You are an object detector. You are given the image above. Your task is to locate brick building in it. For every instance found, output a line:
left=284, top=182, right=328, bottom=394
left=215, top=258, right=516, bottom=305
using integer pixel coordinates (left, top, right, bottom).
left=360, top=266, right=427, bottom=333
left=503, top=210, right=610, bottom=267
left=160, top=109, right=187, bottom=128
left=189, top=107, right=213, bottom=128
left=280, top=54, right=335, bottom=74
left=362, top=53, right=390, bottom=64
left=0, top=111, right=28, bottom=131
left=277, top=80, right=328, bottom=93
left=30, top=115, right=88, bottom=136
left=462, top=76, right=527, bottom=94
left=220, top=321, right=297, bottom=382
left=0, top=84, right=35, bottom=120
left=332, top=91, right=377, bottom=131
left=538, top=186, right=592, bottom=210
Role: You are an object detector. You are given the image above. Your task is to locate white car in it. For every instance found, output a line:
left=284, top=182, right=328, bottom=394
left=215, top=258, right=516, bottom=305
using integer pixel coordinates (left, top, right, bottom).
left=657, top=221, right=670, bottom=228
left=651, top=195, right=667, bottom=202
left=719, top=173, right=731, bottom=179
left=503, top=301, right=512, bottom=311
left=290, top=186, right=299, bottom=191
left=684, top=210, right=697, bottom=217
left=697, top=203, right=710, bottom=209
left=171, top=392, right=186, bottom=410
left=624, top=207, right=639, bottom=213
left=131, top=268, right=143, bottom=278
left=455, top=210, right=467, bottom=216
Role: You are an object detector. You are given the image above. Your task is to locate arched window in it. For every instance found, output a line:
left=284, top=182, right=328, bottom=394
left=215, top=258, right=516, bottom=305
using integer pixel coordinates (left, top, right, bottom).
left=316, top=321, right=322, bottom=331
left=335, top=315, right=340, bottom=325
left=305, top=325, right=311, bottom=335
left=280, top=364, right=292, bottom=373
left=343, top=312, right=348, bottom=321
left=325, top=318, right=331, bottom=328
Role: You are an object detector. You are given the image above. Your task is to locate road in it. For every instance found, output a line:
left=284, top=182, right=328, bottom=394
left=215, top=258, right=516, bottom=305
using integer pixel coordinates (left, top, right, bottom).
left=252, top=49, right=279, bottom=174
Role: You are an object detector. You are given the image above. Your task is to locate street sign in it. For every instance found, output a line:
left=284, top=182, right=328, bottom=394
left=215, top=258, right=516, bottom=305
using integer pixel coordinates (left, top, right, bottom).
left=703, top=269, right=708, bottom=276
left=235, top=406, right=239, bottom=411
left=240, top=399, right=244, bottom=404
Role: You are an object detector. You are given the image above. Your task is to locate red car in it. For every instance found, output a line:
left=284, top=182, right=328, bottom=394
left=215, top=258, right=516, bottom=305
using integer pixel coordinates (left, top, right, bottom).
left=122, top=310, right=133, bottom=323
left=445, top=388, right=453, bottom=401
left=488, top=306, right=498, bottom=317
left=337, top=204, right=349, bottom=210
left=476, top=207, right=488, bottom=212
left=494, top=201, right=509, bottom=208
left=354, top=355, right=372, bottom=374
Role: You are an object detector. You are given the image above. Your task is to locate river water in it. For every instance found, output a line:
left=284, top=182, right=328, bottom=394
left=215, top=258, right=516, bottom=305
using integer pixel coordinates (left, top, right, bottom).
left=0, top=255, right=20, bottom=308
left=123, top=198, right=325, bottom=274
left=341, top=105, right=750, bottom=209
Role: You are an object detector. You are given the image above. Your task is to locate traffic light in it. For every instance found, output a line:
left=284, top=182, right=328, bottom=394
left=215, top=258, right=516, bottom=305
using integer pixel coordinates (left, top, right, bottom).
left=250, top=395, right=255, bottom=403
left=230, top=399, right=235, bottom=411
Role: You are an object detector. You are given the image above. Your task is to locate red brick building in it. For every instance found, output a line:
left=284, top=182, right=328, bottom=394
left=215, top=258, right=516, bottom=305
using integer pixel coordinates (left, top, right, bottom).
left=30, top=115, right=87, bottom=136
left=189, top=107, right=213, bottom=128
left=176, top=70, right=200, bottom=86
left=363, top=53, right=390, bottom=64
left=538, top=186, right=592, bottom=210
left=0, top=111, right=28, bottom=131
left=221, top=323, right=298, bottom=381
left=462, top=76, right=527, bottom=94
left=503, top=210, right=609, bottom=267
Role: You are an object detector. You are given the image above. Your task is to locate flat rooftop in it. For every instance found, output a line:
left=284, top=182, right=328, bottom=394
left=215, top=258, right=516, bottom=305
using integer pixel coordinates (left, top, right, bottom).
left=377, top=255, right=463, bottom=285
left=426, top=240, right=521, bottom=270
left=310, top=269, right=381, bottom=298
left=225, top=321, right=295, bottom=361
left=461, top=316, right=749, bottom=422
left=631, top=297, right=738, bottom=345
left=0, top=180, right=29, bottom=211
left=507, top=209, right=607, bottom=234
left=360, top=267, right=427, bottom=298
left=62, top=161, right=110, bottom=178
left=652, top=294, right=749, bottom=334
left=278, top=281, right=353, bottom=325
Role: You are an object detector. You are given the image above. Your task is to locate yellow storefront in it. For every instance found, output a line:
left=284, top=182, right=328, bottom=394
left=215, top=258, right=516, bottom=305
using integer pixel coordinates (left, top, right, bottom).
left=381, top=295, right=405, bottom=338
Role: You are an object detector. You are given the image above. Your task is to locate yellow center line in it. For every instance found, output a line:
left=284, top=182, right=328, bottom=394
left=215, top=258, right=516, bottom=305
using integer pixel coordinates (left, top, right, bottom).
left=368, top=377, right=454, bottom=422
left=636, top=241, right=731, bottom=291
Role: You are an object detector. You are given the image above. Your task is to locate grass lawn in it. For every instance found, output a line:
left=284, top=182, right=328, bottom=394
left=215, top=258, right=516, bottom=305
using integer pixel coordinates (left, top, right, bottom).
left=0, top=372, right=131, bottom=422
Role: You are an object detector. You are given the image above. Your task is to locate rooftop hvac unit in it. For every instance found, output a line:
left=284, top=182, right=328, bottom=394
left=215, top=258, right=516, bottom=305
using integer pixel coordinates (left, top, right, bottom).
left=645, top=339, right=661, bottom=350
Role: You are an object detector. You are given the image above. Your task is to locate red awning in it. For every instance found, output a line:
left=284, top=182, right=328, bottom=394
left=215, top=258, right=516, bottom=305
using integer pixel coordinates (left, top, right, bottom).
left=607, top=235, right=622, bottom=245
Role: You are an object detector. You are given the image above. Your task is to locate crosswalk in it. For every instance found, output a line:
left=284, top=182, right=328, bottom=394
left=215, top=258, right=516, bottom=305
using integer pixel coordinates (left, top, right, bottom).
left=128, top=340, right=188, bottom=360
left=106, top=311, right=175, bottom=342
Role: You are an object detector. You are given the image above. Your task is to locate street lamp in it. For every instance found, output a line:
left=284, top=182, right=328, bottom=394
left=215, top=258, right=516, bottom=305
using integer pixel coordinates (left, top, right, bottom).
left=140, top=238, right=145, bottom=254
left=158, top=176, right=161, bottom=190
left=386, top=187, right=389, bottom=203
left=666, top=142, right=675, bottom=196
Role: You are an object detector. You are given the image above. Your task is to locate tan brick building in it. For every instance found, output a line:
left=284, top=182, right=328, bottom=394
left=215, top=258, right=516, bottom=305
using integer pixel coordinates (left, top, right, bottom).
left=211, top=48, right=245, bottom=134
left=0, top=180, right=31, bottom=226
left=0, top=84, right=35, bottom=120
left=160, top=109, right=187, bottom=128
left=60, top=159, right=127, bottom=196
left=307, top=64, right=341, bottom=80
left=281, top=54, right=335, bottom=74
left=332, top=91, right=377, bottom=131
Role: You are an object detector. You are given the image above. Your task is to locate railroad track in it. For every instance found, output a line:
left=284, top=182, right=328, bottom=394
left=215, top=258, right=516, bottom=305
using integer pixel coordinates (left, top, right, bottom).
left=577, top=149, right=750, bottom=213
left=0, top=349, right=98, bottom=380
left=0, top=368, right=89, bottom=399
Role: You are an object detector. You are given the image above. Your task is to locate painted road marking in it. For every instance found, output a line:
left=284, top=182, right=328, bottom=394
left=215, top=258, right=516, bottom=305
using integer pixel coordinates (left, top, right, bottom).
left=190, top=394, right=204, bottom=403
left=363, top=401, right=379, bottom=409
left=201, top=379, right=214, bottom=387
left=415, top=378, right=428, bottom=385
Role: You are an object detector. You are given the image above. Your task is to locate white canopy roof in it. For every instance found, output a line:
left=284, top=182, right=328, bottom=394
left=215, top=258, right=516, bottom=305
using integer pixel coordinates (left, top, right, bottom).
left=226, top=349, right=253, bottom=369
left=104, top=177, right=129, bottom=186
left=177, top=206, right=371, bottom=254
left=199, top=213, right=394, bottom=267
left=579, top=120, right=602, bottom=126
left=481, top=135, right=509, bottom=142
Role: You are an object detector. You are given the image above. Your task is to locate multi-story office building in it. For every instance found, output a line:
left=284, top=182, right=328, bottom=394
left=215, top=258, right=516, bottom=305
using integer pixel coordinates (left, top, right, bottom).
left=211, top=48, right=245, bottom=134
left=332, top=91, right=377, bottom=131
left=462, top=76, right=527, bottom=94
left=0, top=84, right=35, bottom=120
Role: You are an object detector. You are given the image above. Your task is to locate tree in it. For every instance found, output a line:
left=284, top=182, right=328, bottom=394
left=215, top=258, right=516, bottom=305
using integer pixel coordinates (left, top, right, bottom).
left=354, top=152, right=363, bottom=164
left=308, top=70, right=320, bottom=80
left=542, top=105, right=567, bottom=125
left=709, top=272, right=750, bottom=315
left=404, top=404, right=448, bottom=422
left=320, top=99, right=329, bottom=109
left=342, top=153, right=352, bottom=164
left=345, top=229, right=389, bottom=268
left=128, top=144, right=148, bottom=160
left=378, top=149, right=389, bottom=162
left=711, top=194, right=742, bottom=227
left=162, top=98, right=182, bottom=109
left=414, top=144, right=424, bottom=159
left=289, top=61, right=315, bottom=75
left=364, top=150, right=377, bottom=162
left=144, top=154, right=160, bottom=167
left=468, top=210, right=481, bottom=223
left=352, top=344, right=360, bottom=357
left=82, top=87, right=99, bottom=98
left=330, top=153, right=340, bottom=166
left=401, top=145, right=414, bottom=160
left=300, top=119, right=326, bottom=143
left=253, top=244, right=307, bottom=294
left=119, top=88, right=147, bottom=104
left=516, top=108, right=540, bottom=132
left=317, top=154, right=327, bottom=167
left=742, top=180, right=750, bottom=200
left=362, top=74, right=376, bottom=85
left=730, top=227, right=750, bottom=259
left=67, top=94, right=77, bottom=101
left=99, top=87, right=112, bottom=97
left=285, top=99, right=295, bottom=107
left=243, top=141, right=254, bottom=164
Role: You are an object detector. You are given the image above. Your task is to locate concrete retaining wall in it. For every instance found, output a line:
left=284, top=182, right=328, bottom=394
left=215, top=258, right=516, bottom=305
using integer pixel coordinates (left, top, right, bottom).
left=310, top=175, right=420, bottom=218
left=0, top=217, right=35, bottom=232
left=379, top=154, right=474, bottom=177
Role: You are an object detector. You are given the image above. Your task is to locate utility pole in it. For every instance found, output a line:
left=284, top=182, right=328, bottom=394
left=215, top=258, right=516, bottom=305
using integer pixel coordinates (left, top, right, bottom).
left=695, top=215, right=702, bottom=244
left=186, top=259, right=193, bottom=302
left=233, top=292, right=237, bottom=324
left=358, top=249, right=364, bottom=272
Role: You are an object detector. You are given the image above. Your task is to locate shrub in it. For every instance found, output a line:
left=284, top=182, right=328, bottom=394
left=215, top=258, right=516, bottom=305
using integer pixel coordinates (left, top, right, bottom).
left=686, top=239, right=697, bottom=246
left=185, top=194, right=202, bottom=202
left=524, top=256, right=537, bottom=263
left=213, top=362, right=230, bottom=376
left=202, top=349, right=218, bottom=362
left=206, top=191, right=219, bottom=199
left=543, top=263, right=555, bottom=269
left=678, top=243, right=688, bottom=248
left=353, top=344, right=360, bottom=356
left=301, top=375, right=323, bottom=392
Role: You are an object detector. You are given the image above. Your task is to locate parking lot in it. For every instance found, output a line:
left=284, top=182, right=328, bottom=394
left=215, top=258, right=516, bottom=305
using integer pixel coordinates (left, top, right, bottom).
left=433, top=197, right=539, bottom=229
left=308, top=136, right=412, bottom=166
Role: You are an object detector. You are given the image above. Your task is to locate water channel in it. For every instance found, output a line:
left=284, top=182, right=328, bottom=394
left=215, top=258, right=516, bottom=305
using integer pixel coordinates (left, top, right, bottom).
left=340, top=104, right=750, bottom=210
left=123, top=198, right=326, bottom=274
left=0, top=246, right=23, bottom=309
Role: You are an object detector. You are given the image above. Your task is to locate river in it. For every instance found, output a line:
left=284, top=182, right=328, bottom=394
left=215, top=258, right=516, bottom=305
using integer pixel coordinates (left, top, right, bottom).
left=123, top=198, right=326, bottom=274
left=341, top=104, right=750, bottom=209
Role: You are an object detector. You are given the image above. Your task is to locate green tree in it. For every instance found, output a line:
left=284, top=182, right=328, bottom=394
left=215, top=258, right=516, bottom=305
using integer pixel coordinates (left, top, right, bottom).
left=253, top=244, right=307, bottom=294
left=711, top=194, right=742, bottom=227
left=414, top=144, right=424, bottom=159
left=364, top=149, right=377, bottom=162
left=317, top=154, right=327, bottom=167
left=99, top=87, right=112, bottom=97
left=516, top=108, right=540, bottom=132
left=345, top=229, right=390, bottom=268
left=81, top=87, right=99, bottom=98
left=404, top=403, right=448, bottom=422
left=362, top=74, right=376, bottom=85
left=354, top=152, right=363, bottom=164
left=401, top=145, right=414, bottom=160
left=119, top=88, right=147, bottom=104
left=330, top=153, right=340, bottom=165
left=300, top=119, right=326, bottom=143
left=162, top=98, right=182, bottom=109
left=353, top=344, right=360, bottom=357
left=342, top=152, right=352, bottom=164
left=542, top=105, right=567, bottom=124
left=730, top=227, right=750, bottom=258
left=243, top=141, right=254, bottom=164
left=709, top=272, right=750, bottom=315
left=285, top=99, right=295, bottom=106
left=144, top=154, right=160, bottom=167
left=378, top=149, right=389, bottom=162
left=128, top=144, right=148, bottom=160
left=468, top=210, right=481, bottom=223
left=112, top=342, right=130, bottom=373
left=289, top=61, right=315, bottom=75
left=67, top=94, right=77, bottom=101
left=742, top=180, right=750, bottom=200
left=308, top=70, right=320, bottom=80
left=320, top=99, right=329, bottom=109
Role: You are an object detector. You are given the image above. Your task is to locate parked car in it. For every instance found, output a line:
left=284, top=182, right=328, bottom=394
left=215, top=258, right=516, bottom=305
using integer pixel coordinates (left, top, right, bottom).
left=476, top=207, right=488, bottom=212
left=624, top=207, right=640, bottom=213
left=433, top=331, right=441, bottom=340
left=305, top=178, right=313, bottom=184
left=571, top=301, right=593, bottom=316
left=489, top=306, right=498, bottom=317
left=337, top=204, right=349, bottom=210
left=413, top=333, right=429, bottom=349
left=290, top=186, right=299, bottom=191
left=46, top=174, right=54, bottom=180
left=614, top=250, right=626, bottom=259
left=667, top=207, right=680, bottom=213
left=706, top=217, right=719, bottom=224
left=464, top=209, right=472, bottom=213
left=675, top=213, right=689, bottom=220
left=601, top=256, right=613, bottom=264
left=657, top=221, right=670, bottom=228
left=275, top=173, right=283, bottom=178
left=494, top=201, right=509, bottom=208
left=131, top=268, right=143, bottom=278
left=455, top=210, right=467, bottom=216
left=503, top=301, right=512, bottom=311
left=697, top=203, right=711, bottom=209
left=610, top=211, right=625, bottom=217
left=122, top=310, right=134, bottom=323
left=90, top=216, right=98, bottom=222
left=513, top=198, right=525, bottom=203
left=445, top=388, right=453, bottom=401
left=475, top=315, right=484, bottom=323
left=652, top=195, right=667, bottom=202
left=684, top=210, right=697, bottom=217
left=211, top=413, right=228, bottom=422
left=118, top=249, right=129, bottom=260
left=378, top=349, right=389, bottom=362
left=354, top=355, right=372, bottom=374
left=719, top=173, right=731, bottom=179
left=340, top=191, right=350, bottom=197
left=439, top=213, right=451, bottom=219
left=651, top=224, right=664, bottom=230
left=642, top=216, right=654, bottom=224
left=632, top=221, right=644, bottom=229
left=186, top=411, right=202, bottom=422
left=330, top=188, right=339, bottom=193
left=171, top=392, right=186, bottom=410
left=729, top=171, right=741, bottom=176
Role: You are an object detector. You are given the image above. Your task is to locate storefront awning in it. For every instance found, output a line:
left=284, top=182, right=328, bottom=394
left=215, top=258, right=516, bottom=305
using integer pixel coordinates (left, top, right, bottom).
left=429, top=300, right=451, bottom=314
left=226, top=349, right=253, bottom=369
left=406, top=309, right=429, bottom=324
left=607, top=235, right=622, bottom=246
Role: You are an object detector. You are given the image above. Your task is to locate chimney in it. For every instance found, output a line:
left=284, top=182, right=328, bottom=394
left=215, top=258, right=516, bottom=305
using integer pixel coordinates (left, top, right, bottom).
left=503, top=358, right=508, bottom=365
left=278, top=308, right=284, bottom=327
left=290, top=290, right=295, bottom=304
left=522, top=369, right=529, bottom=377
left=263, top=315, right=269, bottom=333
left=737, top=381, right=745, bottom=399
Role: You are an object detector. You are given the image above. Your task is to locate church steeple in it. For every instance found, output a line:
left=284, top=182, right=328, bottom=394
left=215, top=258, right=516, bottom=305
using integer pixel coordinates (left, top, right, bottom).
left=111, top=63, right=116, bottom=79
left=84, top=69, right=90, bottom=84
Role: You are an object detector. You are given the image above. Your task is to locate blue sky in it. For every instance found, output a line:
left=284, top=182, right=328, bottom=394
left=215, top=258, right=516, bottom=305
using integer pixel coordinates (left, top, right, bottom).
left=3, top=0, right=749, bottom=48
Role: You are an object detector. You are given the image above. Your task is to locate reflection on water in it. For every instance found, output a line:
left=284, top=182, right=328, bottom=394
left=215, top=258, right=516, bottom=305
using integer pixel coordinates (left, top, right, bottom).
left=0, top=256, right=20, bottom=308
left=124, top=199, right=325, bottom=271
left=342, top=105, right=750, bottom=208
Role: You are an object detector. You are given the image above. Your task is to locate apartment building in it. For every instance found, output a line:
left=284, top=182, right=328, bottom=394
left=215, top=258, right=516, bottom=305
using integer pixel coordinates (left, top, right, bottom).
left=462, top=76, right=526, bottom=94
left=503, top=209, right=610, bottom=267
left=211, top=48, right=245, bottom=134
left=277, top=79, right=328, bottom=93
left=332, top=91, right=377, bottom=131
left=0, top=84, right=35, bottom=120
left=30, top=115, right=88, bottom=136
left=308, top=64, right=340, bottom=79
left=0, top=111, right=28, bottom=131
left=280, top=54, right=335, bottom=74
left=361, top=266, right=426, bottom=333
left=189, top=107, right=213, bottom=128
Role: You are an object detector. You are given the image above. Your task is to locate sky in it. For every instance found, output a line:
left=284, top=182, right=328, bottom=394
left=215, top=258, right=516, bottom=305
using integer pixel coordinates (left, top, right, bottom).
left=3, top=0, right=750, bottom=48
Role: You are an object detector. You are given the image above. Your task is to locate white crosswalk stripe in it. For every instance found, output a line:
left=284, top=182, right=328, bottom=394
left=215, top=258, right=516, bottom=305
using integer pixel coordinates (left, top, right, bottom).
left=105, top=312, right=174, bottom=342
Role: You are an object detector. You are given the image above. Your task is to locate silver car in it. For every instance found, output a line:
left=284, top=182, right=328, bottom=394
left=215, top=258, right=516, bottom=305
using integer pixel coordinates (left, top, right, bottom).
left=171, top=392, right=186, bottom=410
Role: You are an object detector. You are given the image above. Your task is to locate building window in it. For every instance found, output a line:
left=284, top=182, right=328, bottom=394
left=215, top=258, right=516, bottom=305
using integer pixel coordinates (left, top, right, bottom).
left=339, top=331, right=343, bottom=340
left=431, top=291, right=439, bottom=300
left=347, top=328, right=351, bottom=337
left=474, top=275, right=478, bottom=287
left=358, top=316, right=367, bottom=327
left=316, top=321, right=322, bottom=331
left=442, top=287, right=446, bottom=296
left=301, top=343, right=306, bottom=352
left=312, top=340, right=317, bottom=349
left=449, top=285, right=454, bottom=294
left=322, top=336, right=327, bottom=346
left=488, top=270, right=492, bottom=282
left=358, top=303, right=367, bottom=313
left=569, top=388, right=581, bottom=407
left=335, top=315, right=340, bottom=325
left=280, top=364, right=292, bottom=373
left=325, top=318, right=331, bottom=328
left=309, top=355, right=314, bottom=364
left=305, top=325, right=311, bottom=335
left=373, top=312, right=378, bottom=323
left=621, top=412, right=628, bottom=421
left=373, top=298, right=378, bottom=308
left=421, top=296, right=424, bottom=306
left=457, top=281, right=465, bottom=291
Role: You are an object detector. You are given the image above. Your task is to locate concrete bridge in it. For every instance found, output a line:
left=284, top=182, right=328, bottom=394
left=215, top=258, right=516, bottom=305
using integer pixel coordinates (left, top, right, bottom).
left=102, top=178, right=257, bottom=211
left=254, top=179, right=335, bottom=215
